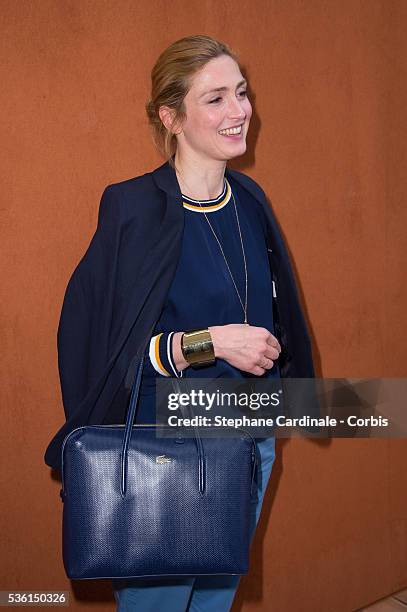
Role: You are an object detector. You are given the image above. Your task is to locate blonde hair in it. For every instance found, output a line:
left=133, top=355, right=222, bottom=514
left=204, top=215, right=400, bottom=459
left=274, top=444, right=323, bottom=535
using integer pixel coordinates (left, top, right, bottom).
left=145, top=35, right=240, bottom=168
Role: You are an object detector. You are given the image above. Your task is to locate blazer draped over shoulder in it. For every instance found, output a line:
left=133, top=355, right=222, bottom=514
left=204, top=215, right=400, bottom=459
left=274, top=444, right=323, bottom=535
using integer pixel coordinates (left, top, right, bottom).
left=44, top=160, right=315, bottom=471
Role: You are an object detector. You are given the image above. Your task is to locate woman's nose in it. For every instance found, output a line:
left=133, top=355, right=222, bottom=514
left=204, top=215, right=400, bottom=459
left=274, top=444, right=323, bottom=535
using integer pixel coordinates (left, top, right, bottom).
left=228, top=96, right=246, bottom=120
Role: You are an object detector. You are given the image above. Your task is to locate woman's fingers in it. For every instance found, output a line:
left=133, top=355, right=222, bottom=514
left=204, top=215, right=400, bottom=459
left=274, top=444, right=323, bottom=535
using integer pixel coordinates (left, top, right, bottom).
left=261, top=356, right=274, bottom=369
left=267, top=334, right=281, bottom=353
left=264, top=347, right=280, bottom=361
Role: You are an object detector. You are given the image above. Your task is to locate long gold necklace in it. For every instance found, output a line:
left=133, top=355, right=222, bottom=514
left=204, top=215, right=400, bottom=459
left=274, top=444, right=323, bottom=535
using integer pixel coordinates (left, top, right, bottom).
left=196, top=180, right=248, bottom=324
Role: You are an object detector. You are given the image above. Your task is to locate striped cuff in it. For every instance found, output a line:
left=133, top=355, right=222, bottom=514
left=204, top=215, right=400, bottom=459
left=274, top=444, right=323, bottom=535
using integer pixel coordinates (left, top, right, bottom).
left=148, top=332, right=183, bottom=378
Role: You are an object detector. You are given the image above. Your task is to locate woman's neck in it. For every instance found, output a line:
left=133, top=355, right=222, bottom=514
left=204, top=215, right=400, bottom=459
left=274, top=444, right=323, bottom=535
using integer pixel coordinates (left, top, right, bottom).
left=174, top=150, right=227, bottom=200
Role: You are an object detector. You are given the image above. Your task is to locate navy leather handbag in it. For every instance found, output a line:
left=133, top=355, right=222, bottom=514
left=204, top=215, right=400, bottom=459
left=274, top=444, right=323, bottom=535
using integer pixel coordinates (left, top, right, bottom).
left=60, top=354, right=258, bottom=580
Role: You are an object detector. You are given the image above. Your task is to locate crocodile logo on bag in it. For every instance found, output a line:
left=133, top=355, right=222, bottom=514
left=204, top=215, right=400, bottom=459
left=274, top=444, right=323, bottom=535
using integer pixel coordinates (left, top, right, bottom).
left=156, top=455, right=172, bottom=464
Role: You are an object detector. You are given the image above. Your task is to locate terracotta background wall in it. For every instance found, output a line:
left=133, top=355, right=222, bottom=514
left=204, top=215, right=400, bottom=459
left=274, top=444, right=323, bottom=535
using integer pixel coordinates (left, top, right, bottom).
left=1, top=1, right=406, bottom=610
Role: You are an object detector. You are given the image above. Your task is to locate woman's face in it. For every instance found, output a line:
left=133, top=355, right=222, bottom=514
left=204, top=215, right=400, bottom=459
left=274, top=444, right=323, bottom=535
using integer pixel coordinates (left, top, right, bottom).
left=175, top=54, right=252, bottom=163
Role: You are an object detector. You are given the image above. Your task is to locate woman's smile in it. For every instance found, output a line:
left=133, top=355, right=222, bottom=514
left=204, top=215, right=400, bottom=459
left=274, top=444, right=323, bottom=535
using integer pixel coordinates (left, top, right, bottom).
left=171, top=54, right=252, bottom=162
left=218, top=124, right=244, bottom=138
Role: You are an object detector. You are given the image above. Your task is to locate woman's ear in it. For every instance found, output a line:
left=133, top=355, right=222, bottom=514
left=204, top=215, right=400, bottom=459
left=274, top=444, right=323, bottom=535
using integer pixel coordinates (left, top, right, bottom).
left=158, top=105, right=183, bottom=135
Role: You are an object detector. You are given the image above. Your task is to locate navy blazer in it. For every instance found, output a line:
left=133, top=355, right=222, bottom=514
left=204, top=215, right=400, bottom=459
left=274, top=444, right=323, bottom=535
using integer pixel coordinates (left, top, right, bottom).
left=44, top=159, right=315, bottom=471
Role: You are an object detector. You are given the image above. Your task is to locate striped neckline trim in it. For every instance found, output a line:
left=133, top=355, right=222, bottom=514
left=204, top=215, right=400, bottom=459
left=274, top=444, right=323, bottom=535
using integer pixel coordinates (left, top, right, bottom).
left=182, top=178, right=231, bottom=213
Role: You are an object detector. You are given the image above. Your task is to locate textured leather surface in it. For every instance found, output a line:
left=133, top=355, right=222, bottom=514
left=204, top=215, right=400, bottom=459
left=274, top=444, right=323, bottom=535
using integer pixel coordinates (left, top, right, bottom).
left=61, top=355, right=257, bottom=580
left=62, top=426, right=255, bottom=579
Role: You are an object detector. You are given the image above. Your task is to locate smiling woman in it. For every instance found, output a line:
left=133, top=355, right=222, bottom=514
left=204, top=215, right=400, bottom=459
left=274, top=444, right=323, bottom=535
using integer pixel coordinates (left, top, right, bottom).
left=162, top=54, right=252, bottom=172
left=145, top=37, right=251, bottom=181
left=115, top=35, right=312, bottom=610
left=47, top=34, right=315, bottom=612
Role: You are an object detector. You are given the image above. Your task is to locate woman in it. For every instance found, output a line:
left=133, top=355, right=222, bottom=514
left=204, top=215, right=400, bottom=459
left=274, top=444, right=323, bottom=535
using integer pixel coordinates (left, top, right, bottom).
left=45, top=35, right=315, bottom=611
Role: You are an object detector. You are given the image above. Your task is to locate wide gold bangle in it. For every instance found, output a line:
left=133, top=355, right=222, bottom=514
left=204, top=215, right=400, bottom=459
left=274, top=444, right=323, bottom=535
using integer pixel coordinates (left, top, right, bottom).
left=181, top=328, right=216, bottom=368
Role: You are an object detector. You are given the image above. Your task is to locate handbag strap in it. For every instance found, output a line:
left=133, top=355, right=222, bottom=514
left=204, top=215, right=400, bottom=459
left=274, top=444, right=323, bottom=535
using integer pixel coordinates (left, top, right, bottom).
left=120, top=353, right=205, bottom=498
left=120, top=352, right=145, bottom=497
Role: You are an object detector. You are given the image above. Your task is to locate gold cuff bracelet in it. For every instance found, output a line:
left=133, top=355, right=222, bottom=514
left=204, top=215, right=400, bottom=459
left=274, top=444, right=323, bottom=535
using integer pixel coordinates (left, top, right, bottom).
left=181, top=328, right=216, bottom=368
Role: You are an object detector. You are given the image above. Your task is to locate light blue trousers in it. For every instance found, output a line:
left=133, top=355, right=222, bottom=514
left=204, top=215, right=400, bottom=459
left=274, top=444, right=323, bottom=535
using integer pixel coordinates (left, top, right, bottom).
left=113, top=436, right=276, bottom=612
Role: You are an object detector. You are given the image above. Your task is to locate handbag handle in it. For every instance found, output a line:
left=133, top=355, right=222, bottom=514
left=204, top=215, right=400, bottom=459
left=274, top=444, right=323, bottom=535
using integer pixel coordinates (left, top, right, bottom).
left=120, top=353, right=205, bottom=498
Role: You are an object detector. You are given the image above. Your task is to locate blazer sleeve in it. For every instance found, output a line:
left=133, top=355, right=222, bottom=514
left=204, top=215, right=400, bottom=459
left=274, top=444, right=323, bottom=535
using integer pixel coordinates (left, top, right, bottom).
left=56, top=185, right=124, bottom=421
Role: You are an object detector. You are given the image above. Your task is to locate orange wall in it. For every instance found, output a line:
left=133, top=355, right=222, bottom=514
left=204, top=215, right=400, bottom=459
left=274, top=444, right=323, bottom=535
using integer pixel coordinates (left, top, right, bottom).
left=1, top=1, right=406, bottom=610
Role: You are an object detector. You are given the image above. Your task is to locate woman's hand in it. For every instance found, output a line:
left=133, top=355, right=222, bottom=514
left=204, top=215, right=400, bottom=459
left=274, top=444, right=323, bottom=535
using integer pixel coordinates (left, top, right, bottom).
left=172, top=325, right=281, bottom=376
left=208, top=324, right=281, bottom=376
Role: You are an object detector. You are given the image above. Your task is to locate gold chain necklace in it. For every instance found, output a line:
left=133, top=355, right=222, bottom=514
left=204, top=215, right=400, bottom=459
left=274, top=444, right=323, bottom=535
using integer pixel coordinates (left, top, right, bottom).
left=196, top=180, right=248, bottom=324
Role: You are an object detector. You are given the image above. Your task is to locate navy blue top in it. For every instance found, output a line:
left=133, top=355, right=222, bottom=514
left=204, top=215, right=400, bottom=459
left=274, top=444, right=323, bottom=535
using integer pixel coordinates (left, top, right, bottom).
left=136, top=175, right=280, bottom=423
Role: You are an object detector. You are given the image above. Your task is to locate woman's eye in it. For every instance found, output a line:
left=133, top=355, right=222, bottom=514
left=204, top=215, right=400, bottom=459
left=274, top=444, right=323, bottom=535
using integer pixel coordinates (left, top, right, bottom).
left=239, top=90, right=247, bottom=98
left=209, top=97, right=222, bottom=104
